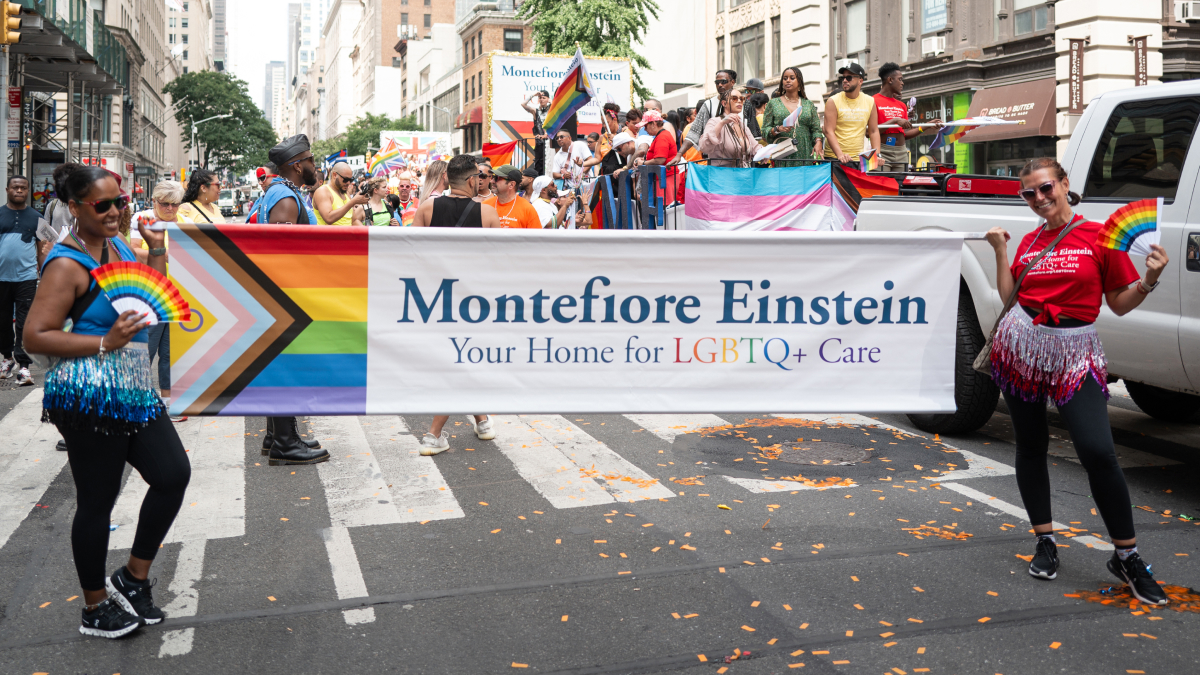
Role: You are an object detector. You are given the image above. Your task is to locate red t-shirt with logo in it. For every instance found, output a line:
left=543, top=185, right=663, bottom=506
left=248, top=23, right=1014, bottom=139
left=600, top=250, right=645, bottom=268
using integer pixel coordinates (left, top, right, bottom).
left=873, top=94, right=908, bottom=137
left=1010, top=216, right=1140, bottom=324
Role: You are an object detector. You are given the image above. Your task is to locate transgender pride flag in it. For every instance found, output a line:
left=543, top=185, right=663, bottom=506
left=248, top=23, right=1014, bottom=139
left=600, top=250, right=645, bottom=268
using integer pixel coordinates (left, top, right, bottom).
left=683, top=164, right=856, bottom=231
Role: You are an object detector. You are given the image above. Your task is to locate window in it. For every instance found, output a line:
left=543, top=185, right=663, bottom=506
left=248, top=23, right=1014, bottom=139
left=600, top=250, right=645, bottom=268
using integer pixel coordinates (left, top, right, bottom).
left=470, top=74, right=475, bottom=100
left=1083, top=97, right=1200, bottom=202
left=771, top=16, right=780, bottom=76
left=182, top=50, right=188, bottom=61
left=168, top=17, right=175, bottom=27
left=401, top=12, right=408, bottom=24
left=182, top=1, right=188, bottom=10
left=716, top=36, right=724, bottom=72
left=921, top=0, right=946, bottom=33
left=181, top=18, right=188, bottom=28
left=732, top=0, right=753, bottom=6
left=168, top=33, right=175, bottom=43
left=424, top=14, right=431, bottom=28
left=425, top=0, right=431, bottom=4
left=182, top=34, right=188, bottom=44
left=1014, top=0, right=1047, bottom=35
left=717, top=0, right=723, bottom=11
left=846, top=1, right=866, bottom=53
left=470, top=37, right=476, bottom=60
left=731, top=23, right=764, bottom=80
left=504, top=29, right=522, bottom=52
left=183, top=67, right=188, bottom=74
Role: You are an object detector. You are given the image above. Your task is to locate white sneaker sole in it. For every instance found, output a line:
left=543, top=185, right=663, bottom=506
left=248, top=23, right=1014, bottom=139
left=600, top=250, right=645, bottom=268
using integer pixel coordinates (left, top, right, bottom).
left=420, top=445, right=449, bottom=456
left=474, top=427, right=496, bottom=441
left=79, top=621, right=141, bottom=639
left=106, top=577, right=163, bottom=624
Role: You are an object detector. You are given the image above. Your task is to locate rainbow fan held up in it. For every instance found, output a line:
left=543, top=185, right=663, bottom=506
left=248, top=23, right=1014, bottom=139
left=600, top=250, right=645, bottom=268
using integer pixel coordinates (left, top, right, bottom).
left=1096, top=197, right=1161, bottom=258
left=90, top=261, right=191, bottom=326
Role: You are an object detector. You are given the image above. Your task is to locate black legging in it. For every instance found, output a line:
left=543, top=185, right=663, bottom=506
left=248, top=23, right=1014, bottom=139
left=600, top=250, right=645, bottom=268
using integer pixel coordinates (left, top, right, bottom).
left=58, top=413, right=191, bottom=591
left=1004, top=375, right=1135, bottom=541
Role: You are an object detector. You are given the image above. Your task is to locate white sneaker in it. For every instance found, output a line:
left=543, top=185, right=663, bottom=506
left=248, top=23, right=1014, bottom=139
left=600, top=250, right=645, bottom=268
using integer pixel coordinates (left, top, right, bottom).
left=0, top=358, right=14, bottom=379
left=473, top=416, right=496, bottom=441
left=420, top=431, right=450, bottom=456
left=15, top=368, right=33, bottom=386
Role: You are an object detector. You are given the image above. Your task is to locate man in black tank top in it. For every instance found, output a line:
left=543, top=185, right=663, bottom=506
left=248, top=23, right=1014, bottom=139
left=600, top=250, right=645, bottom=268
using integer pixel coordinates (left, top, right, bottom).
left=411, top=154, right=500, bottom=228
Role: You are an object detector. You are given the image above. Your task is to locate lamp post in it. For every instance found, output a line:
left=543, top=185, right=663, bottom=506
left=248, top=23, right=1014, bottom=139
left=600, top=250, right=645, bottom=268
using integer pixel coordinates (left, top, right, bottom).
left=190, top=113, right=233, bottom=169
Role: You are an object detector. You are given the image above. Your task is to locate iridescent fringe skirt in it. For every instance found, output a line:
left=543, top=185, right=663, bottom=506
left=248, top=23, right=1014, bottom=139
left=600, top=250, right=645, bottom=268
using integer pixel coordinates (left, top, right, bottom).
left=42, top=343, right=164, bottom=435
left=990, top=308, right=1108, bottom=406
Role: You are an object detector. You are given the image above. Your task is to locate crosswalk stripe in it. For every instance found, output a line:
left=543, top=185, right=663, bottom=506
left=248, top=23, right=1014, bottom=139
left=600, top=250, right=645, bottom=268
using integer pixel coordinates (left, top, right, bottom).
left=0, top=390, right=66, bottom=551
left=622, top=414, right=728, bottom=442
left=522, top=415, right=675, bottom=501
left=158, top=538, right=206, bottom=657
left=352, top=416, right=464, bottom=524
left=321, top=526, right=375, bottom=626
left=492, top=416, right=615, bottom=508
left=109, top=417, right=247, bottom=550
left=312, top=416, right=409, bottom=529
left=980, top=412, right=1180, bottom=469
left=941, top=482, right=1114, bottom=551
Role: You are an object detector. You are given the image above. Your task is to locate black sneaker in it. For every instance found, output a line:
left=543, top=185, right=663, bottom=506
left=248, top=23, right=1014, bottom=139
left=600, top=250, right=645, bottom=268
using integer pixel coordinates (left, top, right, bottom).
left=107, top=567, right=166, bottom=624
left=1029, top=537, right=1059, bottom=580
left=79, top=598, right=142, bottom=639
left=1108, top=551, right=1169, bottom=606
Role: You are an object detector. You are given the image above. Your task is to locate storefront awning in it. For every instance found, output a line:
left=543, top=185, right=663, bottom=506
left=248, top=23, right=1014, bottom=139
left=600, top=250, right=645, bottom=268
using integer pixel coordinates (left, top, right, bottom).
left=960, top=78, right=1057, bottom=143
left=455, top=106, right=483, bottom=128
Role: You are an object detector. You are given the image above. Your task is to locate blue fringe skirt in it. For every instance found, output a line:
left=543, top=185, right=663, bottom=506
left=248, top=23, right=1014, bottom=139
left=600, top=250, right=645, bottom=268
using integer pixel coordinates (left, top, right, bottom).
left=42, top=343, right=164, bottom=436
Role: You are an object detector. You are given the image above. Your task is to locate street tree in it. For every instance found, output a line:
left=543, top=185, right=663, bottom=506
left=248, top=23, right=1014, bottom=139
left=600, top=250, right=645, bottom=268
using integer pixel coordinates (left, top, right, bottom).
left=311, top=113, right=423, bottom=162
left=516, top=0, right=660, bottom=102
left=162, top=71, right=277, bottom=175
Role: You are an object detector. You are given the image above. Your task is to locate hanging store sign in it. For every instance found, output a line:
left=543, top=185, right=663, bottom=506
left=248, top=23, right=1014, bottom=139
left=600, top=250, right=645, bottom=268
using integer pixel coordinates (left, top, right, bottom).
left=1131, top=36, right=1148, bottom=87
left=1068, top=39, right=1085, bottom=114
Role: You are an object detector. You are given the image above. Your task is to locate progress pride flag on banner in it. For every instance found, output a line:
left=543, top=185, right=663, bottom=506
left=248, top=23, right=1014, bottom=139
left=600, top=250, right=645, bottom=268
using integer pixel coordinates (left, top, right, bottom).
left=683, top=164, right=858, bottom=231
left=165, top=226, right=961, bottom=416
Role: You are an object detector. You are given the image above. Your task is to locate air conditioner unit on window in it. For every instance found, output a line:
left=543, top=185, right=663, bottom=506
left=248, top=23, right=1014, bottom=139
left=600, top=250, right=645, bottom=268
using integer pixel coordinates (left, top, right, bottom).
left=921, top=36, right=946, bottom=56
left=1179, top=1, right=1200, bottom=22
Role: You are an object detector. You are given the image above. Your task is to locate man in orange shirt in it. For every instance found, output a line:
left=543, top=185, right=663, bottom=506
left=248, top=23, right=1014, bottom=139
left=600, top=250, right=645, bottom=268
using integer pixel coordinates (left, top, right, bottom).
left=484, top=165, right=542, bottom=229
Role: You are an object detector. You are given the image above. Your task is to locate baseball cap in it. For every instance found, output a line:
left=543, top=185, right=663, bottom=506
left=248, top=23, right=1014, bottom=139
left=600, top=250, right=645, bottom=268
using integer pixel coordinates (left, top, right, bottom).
left=522, top=167, right=540, bottom=179
left=256, top=167, right=267, bottom=179
left=745, top=78, right=765, bottom=92
left=493, top=164, right=523, bottom=183
left=636, top=109, right=664, bottom=127
left=611, top=131, right=634, bottom=149
left=837, top=62, right=867, bottom=79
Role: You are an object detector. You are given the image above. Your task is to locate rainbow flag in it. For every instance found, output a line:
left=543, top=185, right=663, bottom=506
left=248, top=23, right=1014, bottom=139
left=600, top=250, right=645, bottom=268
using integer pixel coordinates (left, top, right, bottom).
left=684, top=163, right=856, bottom=231
left=168, top=224, right=368, bottom=415
left=368, top=139, right=406, bottom=176
left=928, top=123, right=980, bottom=151
left=1097, top=198, right=1161, bottom=257
left=542, top=47, right=596, bottom=139
left=482, top=140, right=520, bottom=167
left=859, top=148, right=881, bottom=172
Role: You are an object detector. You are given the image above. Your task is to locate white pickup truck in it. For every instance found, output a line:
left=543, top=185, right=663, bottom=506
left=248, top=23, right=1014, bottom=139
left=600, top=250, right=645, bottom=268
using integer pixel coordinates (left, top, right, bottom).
left=857, top=80, right=1200, bottom=433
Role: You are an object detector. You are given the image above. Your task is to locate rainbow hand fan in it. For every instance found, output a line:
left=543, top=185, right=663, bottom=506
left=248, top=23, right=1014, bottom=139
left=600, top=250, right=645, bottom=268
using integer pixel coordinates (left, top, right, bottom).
left=90, top=262, right=191, bottom=326
left=1097, top=197, right=1162, bottom=258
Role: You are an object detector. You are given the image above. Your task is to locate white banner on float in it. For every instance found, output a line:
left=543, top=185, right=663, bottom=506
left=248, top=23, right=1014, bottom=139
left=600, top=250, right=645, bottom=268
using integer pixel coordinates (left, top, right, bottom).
left=366, top=230, right=961, bottom=414
left=487, top=53, right=633, bottom=142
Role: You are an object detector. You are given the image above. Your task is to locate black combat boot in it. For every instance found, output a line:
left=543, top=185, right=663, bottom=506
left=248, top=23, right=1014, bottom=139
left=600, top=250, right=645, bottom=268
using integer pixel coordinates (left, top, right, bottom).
left=268, top=417, right=330, bottom=465
left=262, top=416, right=321, bottom=455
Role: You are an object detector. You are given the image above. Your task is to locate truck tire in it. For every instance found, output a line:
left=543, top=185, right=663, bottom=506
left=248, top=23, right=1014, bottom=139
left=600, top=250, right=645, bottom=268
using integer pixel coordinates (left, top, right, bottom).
left=1123, top=381, right=1200, bottom=422
left=906, top=281, right=1000, bottom=435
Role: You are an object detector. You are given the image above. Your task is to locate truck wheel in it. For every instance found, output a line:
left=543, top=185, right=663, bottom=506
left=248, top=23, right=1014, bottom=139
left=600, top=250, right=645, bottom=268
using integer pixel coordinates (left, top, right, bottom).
left=906, top=281, right=1000, bottom=435
left=1123, top=381, right=1200, bottom=422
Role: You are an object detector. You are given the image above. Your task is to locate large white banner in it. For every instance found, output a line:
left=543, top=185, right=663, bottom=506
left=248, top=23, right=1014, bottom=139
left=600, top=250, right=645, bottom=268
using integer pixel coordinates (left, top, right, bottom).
left=365, top=230, right=960, bottom=414
left=487, top=53, right=633, bottom=143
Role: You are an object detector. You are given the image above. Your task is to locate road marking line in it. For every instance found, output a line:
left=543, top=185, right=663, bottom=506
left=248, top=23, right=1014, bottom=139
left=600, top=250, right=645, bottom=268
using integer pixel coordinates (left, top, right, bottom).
left=981, top=413, right=1178, bottom=469
left=357, top=415, right=463, bottom=523
left=311, top=416, right=403, bottom=529
left=492, top=416, right=613, bottom=508
left=158, top=538, right=206, bottom=657
left=722, top=475, right=855, bottom=493
left=623, top=414, right=729, bottom=442
left=0, top=390, right=66, bottom=552
left=941, top=482, right=1113, bottom=551
left=109, top=417, right=247, bottom=549
left=321, top=526, right=375, bottom=625
left=526, top=415, right=675, bottom=501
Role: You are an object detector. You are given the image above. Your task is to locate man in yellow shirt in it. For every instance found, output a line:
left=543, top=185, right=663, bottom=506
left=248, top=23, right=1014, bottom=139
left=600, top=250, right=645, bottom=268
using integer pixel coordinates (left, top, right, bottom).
left=823, top=62, right=881, bottom=165
left=313, top=162, right=367, bottom=225
left=483, top=165, right=542, bottom=229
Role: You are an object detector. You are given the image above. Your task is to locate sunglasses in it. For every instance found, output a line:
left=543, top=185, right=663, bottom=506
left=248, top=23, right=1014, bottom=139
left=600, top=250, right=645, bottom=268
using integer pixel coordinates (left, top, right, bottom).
left=155, top=200, right=181, bottom=208
left=714, top=79, right=729, bottom=85
left=477, top=172, right=492, bottom=179
left=841, top=75, right=860, bottom=82
left=77, top=195, right=130, bottom=213
left=1018, top=180, right=1058, bottom=201
left=726, top=95, right=745, bottom=102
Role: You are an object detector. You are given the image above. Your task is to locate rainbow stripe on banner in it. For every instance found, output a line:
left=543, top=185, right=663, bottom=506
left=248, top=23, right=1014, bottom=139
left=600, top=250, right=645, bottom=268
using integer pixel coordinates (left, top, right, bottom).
left=683, top=163, right=856, bottom=231
left=168, top=224, right=367, bottom=416
left=542, top=47, right=596, bottom=139
left=368, top=139, right=406, bottom=176
left=928, top=124, right=979, bottom=151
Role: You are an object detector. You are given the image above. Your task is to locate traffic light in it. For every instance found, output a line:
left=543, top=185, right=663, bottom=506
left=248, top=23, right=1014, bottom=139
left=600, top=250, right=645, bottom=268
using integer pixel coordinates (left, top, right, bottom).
left=0, top=2, right=20, bottom=45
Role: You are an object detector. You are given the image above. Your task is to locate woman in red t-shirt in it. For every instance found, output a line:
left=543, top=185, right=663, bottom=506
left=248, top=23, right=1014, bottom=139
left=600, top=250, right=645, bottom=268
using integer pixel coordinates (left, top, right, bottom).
left=984, top=158, right=1170, bottom=604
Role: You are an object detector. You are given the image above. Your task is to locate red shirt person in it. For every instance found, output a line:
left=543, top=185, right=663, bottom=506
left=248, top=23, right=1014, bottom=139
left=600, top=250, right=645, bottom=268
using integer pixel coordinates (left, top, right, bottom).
left=638, top=109, right=678, bottom=201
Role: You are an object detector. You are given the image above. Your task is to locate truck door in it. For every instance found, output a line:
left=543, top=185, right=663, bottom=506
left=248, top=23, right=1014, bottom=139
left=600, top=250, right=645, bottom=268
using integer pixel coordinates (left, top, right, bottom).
left=1074, top=95, right=1200, bottom=391
left=1183, top=229, right=1200, bottom=391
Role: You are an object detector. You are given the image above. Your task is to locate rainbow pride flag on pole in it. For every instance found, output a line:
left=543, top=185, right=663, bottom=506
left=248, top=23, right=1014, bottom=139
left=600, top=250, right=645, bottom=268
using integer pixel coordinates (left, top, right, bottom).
left=368, top=139, right=406, bottom=176
left=542, top=47, right=596, bottom=139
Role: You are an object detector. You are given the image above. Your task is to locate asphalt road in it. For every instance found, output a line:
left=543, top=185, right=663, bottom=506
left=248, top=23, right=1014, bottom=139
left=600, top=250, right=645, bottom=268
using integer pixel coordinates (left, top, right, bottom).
left=0, top=370, right=1198, bottom=675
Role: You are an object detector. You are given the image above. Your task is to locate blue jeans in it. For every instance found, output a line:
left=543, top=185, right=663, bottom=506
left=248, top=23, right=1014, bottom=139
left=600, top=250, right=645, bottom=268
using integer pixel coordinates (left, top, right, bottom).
left=147, top=324, right=170, bottom=391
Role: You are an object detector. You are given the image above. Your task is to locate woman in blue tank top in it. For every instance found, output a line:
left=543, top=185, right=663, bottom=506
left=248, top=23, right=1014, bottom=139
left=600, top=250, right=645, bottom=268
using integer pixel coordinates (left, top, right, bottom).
left=23, top=165, right=191, bottom=639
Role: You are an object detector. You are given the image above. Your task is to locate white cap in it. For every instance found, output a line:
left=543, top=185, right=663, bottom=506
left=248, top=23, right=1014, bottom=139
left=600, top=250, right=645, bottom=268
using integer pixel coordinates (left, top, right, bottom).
left=531, top=175, right=554, bottom=197
left=611, top=132, right=634, bottom=149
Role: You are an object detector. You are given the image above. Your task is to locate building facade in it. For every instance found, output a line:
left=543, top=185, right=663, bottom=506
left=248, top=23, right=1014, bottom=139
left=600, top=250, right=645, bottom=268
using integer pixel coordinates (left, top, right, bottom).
left=322, top=0, right=364, bottom=138
left=456, top=2, right=531, bottom=153
left=263, top=60, right=286, bottom=133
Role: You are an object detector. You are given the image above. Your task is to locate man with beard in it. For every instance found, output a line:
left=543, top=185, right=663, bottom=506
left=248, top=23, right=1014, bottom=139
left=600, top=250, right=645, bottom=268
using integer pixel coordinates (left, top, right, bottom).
left=823, top=62, right=880, bottom=166
left=873, top=62, right=940, bottom=172
left=674, top=69, right=738, bottom=164
left=314, top=161, right=367, bottom=226
left=255, top=135, right=330, bottom=465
